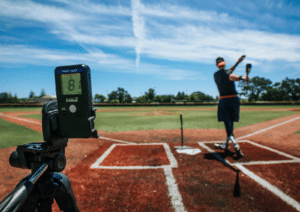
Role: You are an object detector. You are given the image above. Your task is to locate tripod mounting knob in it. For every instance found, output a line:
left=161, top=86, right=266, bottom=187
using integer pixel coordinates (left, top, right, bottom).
left=49, top=153, right=66, bottom=172
left=38, top=178, right=60, bottom=200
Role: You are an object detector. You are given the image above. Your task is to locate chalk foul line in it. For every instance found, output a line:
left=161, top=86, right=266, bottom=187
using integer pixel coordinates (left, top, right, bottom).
left=237, top=116, right=300, bottom=140
left=199, top=141, right=300, bottom=211
left=235, top=164, right=300, bottom=211
left=0, top=113, right=42, bottom=125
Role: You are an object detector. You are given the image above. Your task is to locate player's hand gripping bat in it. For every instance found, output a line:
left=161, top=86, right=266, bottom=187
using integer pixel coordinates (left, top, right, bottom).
left=246, top=63, right=252, bottom=84
left=238, top=55, right=246, bottom=63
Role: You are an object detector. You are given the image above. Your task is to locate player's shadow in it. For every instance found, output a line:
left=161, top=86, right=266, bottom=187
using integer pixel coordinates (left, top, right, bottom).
left=204, top=150, right=240, bottom=161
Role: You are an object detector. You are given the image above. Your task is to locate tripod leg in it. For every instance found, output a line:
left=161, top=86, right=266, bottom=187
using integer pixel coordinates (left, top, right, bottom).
left=51, top=172, right=80, bottom=212
left=0, top=174, right=38, bottom=212
left=37, top=199, right=53, bottom=212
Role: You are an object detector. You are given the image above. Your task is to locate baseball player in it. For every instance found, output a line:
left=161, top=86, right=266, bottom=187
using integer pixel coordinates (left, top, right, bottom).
left=213, top=55, right=249, bottom=158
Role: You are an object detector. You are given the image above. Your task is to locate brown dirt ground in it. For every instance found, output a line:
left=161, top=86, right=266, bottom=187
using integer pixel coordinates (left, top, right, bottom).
left=100, top=145, right=170, bottom=166
left=0, top=108, right=299, bottom=211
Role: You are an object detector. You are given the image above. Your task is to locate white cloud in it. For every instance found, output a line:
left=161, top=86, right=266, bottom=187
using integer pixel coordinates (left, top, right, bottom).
left=53, top=0, right=131, bottom=16
left=131, top=0, right=145, bottom=68
left=1, top=0, right=299, bottom=80
left=1, top=0, right=81, bottom=23
left=142, top=3, right=227, bottom=23
left=0, top=44, right=202, bottom=81
left=0, top=45, right=128, bottom=67
left=140, top=24, right=300, bottom=66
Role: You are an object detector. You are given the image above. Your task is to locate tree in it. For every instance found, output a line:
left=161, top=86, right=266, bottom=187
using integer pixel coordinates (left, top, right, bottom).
left=0, top=92, right=20, bottom=103
left=107, top=88, right=132, bottom=103
left=158, top=95, right=174, bottom=103
left=11, top=93, right=19, bottom=103
left=108, top=91, right=118, bottom=102
left=280, top=78, right=300, bottom=101
left=124, top=93, right=133, bottom=103
left=94, top=94, right=106, bottom=103
left=190, top=91, right=214, bottom=102
left=117, top=87, right=126, bottom=103
left=260, top=82, right=286, bottom=101
left=145, top=88, right=156, bottom=102
left=153, top=95, right=162, bottom=102
left=39, top=89, right=46, bottom=98
left=29, top=90, right=36, bottom=99
left=109, top=99, right=119, bottom=103
left=176, top=91, right=186, bottom=101
left=0, top=92, right=10, bottom=103
left=182, top=93, right=190, bottom=102
left=238, top=76, right=272, bottom=101
left=261, top=87, right=286, bottom=101
left=135, top=95, right=147, bottom=103
left=189, top=93, right=199, bottom=102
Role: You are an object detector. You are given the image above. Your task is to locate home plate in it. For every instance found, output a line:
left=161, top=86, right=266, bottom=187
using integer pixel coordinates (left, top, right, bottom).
left=174, top=146, right=201, bottom=155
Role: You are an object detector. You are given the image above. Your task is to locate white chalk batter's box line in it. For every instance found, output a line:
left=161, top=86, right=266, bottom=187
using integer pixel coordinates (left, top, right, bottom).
left=90, top=143, right=186, bottom=212
left=198, top=140, right=300, bottom=211
left=90, top=143, right=178, bottom=169
left=198, top=140, right=300, bottom=166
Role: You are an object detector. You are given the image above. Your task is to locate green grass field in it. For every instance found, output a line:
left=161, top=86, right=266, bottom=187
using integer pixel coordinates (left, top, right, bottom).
left=0, top=118, right=43, bottom=149
left=1, top=104, right=299, bottom=112
left=0, top=106, right=299, bottom=149
left=18, top=107, right=299, bottom=132
left=0, top=107, right=42, bottom=112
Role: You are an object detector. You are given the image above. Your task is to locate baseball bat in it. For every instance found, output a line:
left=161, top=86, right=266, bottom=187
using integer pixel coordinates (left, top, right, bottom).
left=246, top=63, right=252, bottom=84
left=180, top=114, right=183, bottom=147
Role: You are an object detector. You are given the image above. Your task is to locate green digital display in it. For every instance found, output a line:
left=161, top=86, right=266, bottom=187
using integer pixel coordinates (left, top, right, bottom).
left=61, top=73, right=82, bottom=95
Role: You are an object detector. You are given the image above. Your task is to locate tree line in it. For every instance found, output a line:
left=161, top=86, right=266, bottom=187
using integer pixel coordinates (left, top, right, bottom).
left=0, top=89, right=47, bottom=103
left=1, top=77, right=299, bottom=103
left=238, top=77, right=300, bottom=101
left=94, top=87, right=215, bottom=103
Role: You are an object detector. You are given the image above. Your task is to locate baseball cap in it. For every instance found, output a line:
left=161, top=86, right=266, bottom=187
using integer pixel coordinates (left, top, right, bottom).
left=216, top=57, right=226, bottom=67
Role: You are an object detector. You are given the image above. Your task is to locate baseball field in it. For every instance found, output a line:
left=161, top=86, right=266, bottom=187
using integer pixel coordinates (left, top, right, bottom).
left=0, top=105, right=300, bottom=211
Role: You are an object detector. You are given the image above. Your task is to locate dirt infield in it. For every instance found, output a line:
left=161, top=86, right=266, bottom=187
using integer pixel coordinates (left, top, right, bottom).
left=0, top=109, right=300, bottom=211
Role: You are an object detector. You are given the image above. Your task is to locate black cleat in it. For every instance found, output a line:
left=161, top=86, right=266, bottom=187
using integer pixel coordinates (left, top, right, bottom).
left=235, top=148, right=244, bottom=158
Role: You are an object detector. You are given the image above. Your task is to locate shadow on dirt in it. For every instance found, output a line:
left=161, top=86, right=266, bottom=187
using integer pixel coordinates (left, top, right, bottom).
left=204, top=150, right=241, bottom=161
left=203, top=151, right=241, bottom=197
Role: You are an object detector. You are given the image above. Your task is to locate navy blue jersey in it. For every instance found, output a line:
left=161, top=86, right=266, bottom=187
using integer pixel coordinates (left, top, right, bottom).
left=214, top=69, right=238, bottom=96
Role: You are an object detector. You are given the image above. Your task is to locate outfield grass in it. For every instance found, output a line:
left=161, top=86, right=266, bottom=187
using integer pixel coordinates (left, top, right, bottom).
left=0, top=106, right=299, bottom=149
left=240, top=105, right=300, bottom=109
left=95, top=110, right=299, bottom=132
left=19, top=109, right=299, bottom=132
left=0, top=107, right=42, bottom=112
left=95, top=105, right=299, bottom=110
left=1, top=104, right=298, bottom=112
left=0, top=119, right=43, bottom=149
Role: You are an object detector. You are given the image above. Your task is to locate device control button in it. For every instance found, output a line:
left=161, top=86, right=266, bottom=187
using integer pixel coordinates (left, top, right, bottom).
left=69, top=105, right=77, bottom=113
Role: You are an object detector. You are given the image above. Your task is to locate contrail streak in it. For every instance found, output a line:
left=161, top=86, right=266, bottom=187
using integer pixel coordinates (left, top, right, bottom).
left=131, top=0, right=145, bottom=68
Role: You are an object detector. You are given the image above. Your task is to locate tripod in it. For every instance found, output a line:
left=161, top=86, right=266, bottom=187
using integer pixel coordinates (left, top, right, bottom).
left=0, top=101, right=99, bottom=211
left=0, top=138, right=80, bottom=212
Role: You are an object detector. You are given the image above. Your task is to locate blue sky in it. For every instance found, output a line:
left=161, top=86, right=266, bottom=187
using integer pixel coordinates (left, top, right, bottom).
left=1, top=0, right=299, bottom=99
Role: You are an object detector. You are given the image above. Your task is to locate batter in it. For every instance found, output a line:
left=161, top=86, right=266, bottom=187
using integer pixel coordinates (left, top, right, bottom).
left=214, top=55, right=249, bottom=158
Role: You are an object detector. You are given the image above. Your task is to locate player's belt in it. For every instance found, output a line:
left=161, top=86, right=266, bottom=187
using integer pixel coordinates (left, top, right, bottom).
left=220, top=95, right=237, bottom=99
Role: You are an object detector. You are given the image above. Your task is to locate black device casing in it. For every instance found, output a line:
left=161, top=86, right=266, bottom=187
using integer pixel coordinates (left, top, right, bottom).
left=55, top=64, right=94, bottom=138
